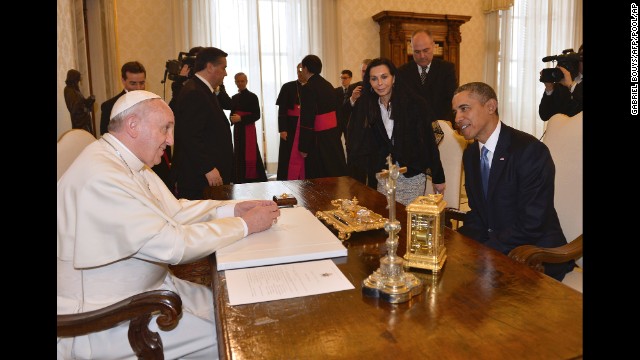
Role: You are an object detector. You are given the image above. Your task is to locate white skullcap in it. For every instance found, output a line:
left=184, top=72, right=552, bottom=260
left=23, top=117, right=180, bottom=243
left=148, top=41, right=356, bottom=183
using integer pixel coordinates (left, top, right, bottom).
left=110, top=90, right=161, bottom=120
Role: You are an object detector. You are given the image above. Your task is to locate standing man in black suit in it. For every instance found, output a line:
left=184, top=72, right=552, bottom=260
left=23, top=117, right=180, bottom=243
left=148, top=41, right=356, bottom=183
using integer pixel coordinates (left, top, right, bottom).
left=99, top=62, right=147, bottom=136
left=298, top=55, right=347, bottom=179
left=172, top=47, right=234, bottom=200
left=334, top=69, right=352, bottom=136
left=398, top=29, right=457, bottom=128
left=452, top=82, right=574, bottom=281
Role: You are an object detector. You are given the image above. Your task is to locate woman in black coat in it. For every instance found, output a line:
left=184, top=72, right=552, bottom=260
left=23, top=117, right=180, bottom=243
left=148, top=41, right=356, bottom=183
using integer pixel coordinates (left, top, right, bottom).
left=345, top=57, right=445, bottom=205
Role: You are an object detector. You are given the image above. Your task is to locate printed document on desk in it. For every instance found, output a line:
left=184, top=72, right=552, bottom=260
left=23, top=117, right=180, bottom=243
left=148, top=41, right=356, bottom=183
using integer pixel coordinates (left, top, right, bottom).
left=226, top=259, right=355, bottom=305
left=216, top=206, right=347, bottom=271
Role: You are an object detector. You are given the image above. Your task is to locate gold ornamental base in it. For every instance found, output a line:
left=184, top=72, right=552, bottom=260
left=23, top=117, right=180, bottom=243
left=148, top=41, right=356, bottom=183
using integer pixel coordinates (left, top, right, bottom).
left=404, top=247, right=447, bottom=273
left=362, top=254, right=423, bottom=304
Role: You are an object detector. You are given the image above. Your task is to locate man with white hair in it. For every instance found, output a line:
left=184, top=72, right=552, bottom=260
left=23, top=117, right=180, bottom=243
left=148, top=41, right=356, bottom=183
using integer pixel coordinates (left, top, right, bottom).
left=57, top=90, right=280, bottom=359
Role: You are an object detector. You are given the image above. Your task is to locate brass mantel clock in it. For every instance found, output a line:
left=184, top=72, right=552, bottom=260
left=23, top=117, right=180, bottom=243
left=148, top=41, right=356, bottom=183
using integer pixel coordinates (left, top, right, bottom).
left=404, top=194, right=447, bottom=272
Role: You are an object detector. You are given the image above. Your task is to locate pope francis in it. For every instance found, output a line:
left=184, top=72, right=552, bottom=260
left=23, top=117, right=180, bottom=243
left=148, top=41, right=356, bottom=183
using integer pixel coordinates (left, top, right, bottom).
left=57, top=90, right=280, bottom=359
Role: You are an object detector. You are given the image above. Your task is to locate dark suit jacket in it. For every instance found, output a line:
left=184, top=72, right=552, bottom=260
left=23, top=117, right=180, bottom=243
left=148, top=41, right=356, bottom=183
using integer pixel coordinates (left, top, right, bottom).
left=334, top=86, right=350, bottom=135
left=538, top=80, right=583, bottom=121
left=172, top=76, right=234, bottom=197
left=397, top=59, right=457, bottom=125
left=458, top=123, right=573, bottom=280
left=100, top=90, right=126, bottom=135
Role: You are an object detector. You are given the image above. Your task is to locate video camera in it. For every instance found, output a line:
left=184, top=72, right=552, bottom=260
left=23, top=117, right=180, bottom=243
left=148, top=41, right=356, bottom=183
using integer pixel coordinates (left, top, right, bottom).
left=162, top=51, right=197, bottom=83
left=539, top=48, right=582, bottom=83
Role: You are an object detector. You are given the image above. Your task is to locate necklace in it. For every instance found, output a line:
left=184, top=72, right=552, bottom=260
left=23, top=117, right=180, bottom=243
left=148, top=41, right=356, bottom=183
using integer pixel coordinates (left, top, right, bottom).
left=102, top=137, right=134, bottom=176
left=103, top=137, right=163, bottom=205
left=379, top=96, right=392, bottom=118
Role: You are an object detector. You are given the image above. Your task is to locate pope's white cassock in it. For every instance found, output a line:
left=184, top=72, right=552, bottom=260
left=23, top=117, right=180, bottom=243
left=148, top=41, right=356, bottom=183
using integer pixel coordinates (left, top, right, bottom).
left=57, top=133, right=247, bottom=360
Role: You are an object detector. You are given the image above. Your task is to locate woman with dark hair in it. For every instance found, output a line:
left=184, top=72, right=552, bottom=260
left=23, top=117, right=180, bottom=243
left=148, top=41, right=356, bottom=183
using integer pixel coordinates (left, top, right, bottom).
left=345, top=57, right=445, bottom=205
left=64, top=69, right=95, bottom=135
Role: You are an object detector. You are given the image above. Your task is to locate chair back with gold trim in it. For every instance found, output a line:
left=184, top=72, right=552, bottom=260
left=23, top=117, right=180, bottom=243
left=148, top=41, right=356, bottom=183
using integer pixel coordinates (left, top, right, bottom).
left=426, top=120, right=468, bottom=209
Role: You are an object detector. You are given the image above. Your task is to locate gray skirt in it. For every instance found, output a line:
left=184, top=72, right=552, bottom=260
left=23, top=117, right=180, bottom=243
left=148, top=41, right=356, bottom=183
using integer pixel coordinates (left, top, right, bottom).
left=377, top=172, right=426, bottom=206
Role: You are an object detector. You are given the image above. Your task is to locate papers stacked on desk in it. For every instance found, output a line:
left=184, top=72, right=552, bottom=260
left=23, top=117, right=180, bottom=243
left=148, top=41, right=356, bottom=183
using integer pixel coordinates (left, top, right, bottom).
left=215, top=207, right=348, bottom=271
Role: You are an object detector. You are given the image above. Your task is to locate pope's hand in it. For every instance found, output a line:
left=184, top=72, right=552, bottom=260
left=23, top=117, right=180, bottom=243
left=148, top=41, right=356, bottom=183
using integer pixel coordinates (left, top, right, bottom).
left=236, top=201, right=280, bottom=234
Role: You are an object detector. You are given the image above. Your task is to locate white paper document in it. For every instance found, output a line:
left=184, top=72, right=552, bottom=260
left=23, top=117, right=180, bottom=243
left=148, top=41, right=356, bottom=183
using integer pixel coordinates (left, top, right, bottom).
left=215, top=206, right=348, bottom=270
left=225, top=259, right=355, bottom=305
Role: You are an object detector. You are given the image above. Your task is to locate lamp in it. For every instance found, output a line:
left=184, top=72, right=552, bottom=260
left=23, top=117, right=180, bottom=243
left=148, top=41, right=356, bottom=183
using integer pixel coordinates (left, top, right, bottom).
left=404, top=194, right=447, bottom=272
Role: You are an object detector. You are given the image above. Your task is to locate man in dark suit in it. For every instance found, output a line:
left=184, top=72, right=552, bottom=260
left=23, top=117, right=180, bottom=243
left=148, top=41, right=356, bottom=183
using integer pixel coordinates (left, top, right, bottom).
left=99, top=61, right=147, bottom=135
left=452, top=81, right=574, bottom=281
left=171, top=47, right=234, bottom=200
left=334, top=69, right=352, bottom=136
left=398, top=29, right=457, bottom=128
left=298, top=55, right=347, bottom=179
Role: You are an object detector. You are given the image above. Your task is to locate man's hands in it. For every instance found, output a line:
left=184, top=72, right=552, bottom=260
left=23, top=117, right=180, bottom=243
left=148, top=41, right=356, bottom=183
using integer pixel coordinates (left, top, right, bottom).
left=556, top=66, right=573, bottom=88
left=350, top=85, right=363, bottom=105
left=230, top=113, right=242, bottom=124
left=541, top=66, right=573, bottom=92
left=235, top=200, right=280, bottom=234
left=433, top=182, right=446, bottom=195
left=179, top=64, right=190, bottom=77
left=205, top=168, right=223, bottom=186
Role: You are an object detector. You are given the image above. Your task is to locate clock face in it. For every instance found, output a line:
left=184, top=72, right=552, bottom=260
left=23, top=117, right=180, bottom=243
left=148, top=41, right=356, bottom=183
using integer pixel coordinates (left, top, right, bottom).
left=409, top=213, right=436, bottom=256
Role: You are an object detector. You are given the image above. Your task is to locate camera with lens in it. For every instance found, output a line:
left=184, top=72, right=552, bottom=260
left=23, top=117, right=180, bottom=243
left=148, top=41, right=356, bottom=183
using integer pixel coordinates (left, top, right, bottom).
left=539, top=48, right=582, bottom=83
left=163, top=51, right=197, bottom=83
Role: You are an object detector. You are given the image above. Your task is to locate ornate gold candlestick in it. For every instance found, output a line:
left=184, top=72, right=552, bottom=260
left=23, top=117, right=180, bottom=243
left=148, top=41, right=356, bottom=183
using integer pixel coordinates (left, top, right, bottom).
left=362, top=156, right=423, bottom=303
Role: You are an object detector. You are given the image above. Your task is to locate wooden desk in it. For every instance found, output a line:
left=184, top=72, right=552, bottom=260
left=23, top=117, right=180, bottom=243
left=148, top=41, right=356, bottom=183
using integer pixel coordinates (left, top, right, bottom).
left=206, top=177, right=582, bottom=359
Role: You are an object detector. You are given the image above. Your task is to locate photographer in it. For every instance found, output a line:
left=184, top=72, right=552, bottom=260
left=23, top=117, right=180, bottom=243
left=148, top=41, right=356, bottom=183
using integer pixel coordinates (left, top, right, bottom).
left=168, top=46, right=203, bottom=111
left=538, top=44, right=583, bottom=121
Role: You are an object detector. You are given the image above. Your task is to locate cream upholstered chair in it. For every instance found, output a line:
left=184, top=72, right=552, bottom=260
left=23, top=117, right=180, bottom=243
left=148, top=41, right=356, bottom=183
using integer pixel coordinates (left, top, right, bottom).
left=426, top=120, right=468, bottom=214
left=508, top=111, right=583, bottom=292
left=57, top=129, right=97, bottom=180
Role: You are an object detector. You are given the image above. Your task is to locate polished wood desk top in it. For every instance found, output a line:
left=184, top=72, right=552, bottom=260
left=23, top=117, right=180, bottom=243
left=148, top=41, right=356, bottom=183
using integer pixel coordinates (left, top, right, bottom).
left=206, top=177, right=582, bottom=359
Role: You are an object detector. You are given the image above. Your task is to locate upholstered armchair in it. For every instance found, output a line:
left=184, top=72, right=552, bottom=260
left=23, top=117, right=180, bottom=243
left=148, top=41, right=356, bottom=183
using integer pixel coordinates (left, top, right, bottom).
left=509, top=111, right=583, bottom=292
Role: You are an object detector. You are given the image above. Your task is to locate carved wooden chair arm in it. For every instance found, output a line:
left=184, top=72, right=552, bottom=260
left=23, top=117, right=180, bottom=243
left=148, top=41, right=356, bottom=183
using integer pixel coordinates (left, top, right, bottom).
left=444, top=208, right=467, bottom=228
left=57, top=289, right=182, bottom=360
left=508, top=235, right=583, bottom=273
